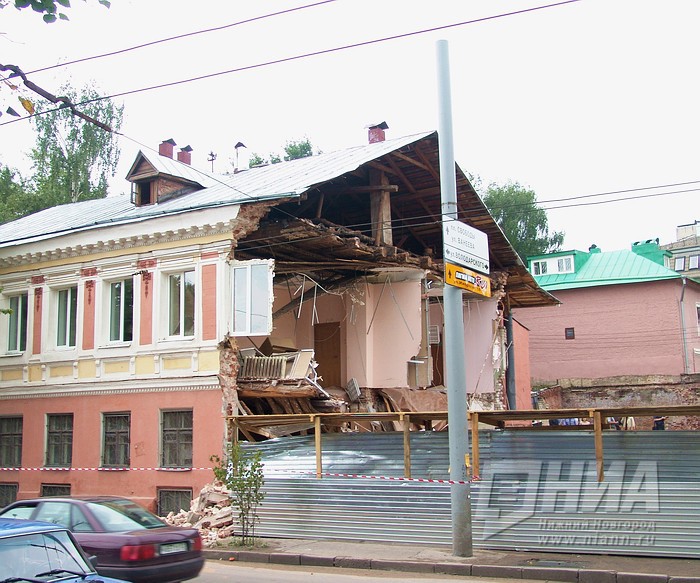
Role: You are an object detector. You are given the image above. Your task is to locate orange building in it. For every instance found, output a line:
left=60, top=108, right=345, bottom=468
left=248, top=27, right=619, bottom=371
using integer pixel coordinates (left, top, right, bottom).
left=0, top=132, right=554, bottom=513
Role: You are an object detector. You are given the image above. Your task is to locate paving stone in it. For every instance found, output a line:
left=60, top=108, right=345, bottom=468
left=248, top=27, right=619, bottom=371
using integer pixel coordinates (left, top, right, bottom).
left=521, top=566, right=579, bottom=582
left=616, top=573, right=668, bottom=583
left=334, top=557, right=372, bottom=569
left=579, top=569, right=616, bottom=583
left=472, top=564, right=523, bottom=579
left=300, top=554, right=335, bottom=567
left=370, top=559, right=435, bottom=573
left=434, top=562, right=472, bottom=576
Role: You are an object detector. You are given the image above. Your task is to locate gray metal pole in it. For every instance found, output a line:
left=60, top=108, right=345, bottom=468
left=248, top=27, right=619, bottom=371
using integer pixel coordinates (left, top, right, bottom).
left=436, top=39, right=472, bottom=557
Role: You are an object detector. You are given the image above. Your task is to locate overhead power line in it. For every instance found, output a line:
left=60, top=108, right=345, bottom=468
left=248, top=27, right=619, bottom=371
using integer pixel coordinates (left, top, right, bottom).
left=0, top=0, right=583, bottom=128
left=22, top=0, right=341, bottom=77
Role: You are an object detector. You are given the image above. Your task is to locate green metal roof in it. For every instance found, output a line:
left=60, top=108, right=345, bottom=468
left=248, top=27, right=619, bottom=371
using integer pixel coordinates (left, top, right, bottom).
left=534, top=249, right=681, bottom=290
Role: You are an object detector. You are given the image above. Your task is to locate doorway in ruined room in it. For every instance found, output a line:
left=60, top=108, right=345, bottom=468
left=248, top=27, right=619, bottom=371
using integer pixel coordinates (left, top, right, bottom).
left=314, top=322, right=341, bottom=388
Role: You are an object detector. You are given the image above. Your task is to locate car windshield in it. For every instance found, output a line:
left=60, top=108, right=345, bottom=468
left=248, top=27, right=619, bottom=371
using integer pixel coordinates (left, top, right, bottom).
left=0, top=530, right=92, bottom=581
left=87, top=500, right=165, bottom=532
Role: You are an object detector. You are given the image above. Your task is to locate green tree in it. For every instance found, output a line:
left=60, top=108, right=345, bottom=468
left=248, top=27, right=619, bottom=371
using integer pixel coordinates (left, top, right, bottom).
left=283, top=137, right=314, bottom=161
left=0, top=0, right=110, bottom=23
left=211, top=443, right=265, bottom=546
left=29, top=83, right=123, bottom=206
left=482, top=181, right=564, bottom=262
left=248, top=137, right=318, bottom=168
left=0, top=165, right=29, bottom=224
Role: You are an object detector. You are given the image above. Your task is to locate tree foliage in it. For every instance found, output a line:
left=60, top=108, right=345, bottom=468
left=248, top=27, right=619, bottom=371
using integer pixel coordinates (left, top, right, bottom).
left=0, top=165, right=29, bottom=224
left=0, top=0, right=110, bottom=23
left=482, top=182, right=564, bottom=262
left=283, top=137, right=314, bottom=161
left=29, top=83, right=123, bottom=206
left=248, top=137, right=318, bottom=168
left=211, top=443, right=265, bottom=546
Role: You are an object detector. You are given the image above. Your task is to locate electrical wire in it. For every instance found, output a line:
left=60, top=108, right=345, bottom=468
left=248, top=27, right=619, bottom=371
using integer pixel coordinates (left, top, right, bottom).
left=0, top=0, right=583, bottom=128
left=22, top=0, right=341, bottom=77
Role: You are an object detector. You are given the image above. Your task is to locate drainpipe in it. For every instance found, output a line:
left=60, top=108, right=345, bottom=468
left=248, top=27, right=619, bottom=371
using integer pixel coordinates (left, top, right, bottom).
left=505, top=312, right=516, bottom=409
left=680, top=277, right=690, bottom=374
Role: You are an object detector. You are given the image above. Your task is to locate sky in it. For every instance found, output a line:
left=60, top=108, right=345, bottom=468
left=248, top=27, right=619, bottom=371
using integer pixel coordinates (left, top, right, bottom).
left=1, top=0, right=698, bottom=253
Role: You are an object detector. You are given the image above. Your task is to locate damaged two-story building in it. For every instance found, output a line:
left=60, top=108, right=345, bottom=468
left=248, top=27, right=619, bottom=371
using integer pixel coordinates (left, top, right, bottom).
left=0, top=127, right=555, bottom=513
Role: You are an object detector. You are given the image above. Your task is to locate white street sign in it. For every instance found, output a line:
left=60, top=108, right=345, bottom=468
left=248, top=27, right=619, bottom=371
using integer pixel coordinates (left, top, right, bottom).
left=443, top=217, right=489, bottom=275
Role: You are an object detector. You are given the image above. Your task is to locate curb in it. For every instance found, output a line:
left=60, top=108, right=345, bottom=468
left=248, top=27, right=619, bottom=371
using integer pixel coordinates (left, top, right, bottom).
left=203, top=549, right=700, bottom=582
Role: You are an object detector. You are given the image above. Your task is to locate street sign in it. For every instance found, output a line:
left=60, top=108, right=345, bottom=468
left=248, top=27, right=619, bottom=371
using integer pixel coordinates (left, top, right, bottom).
left=443, top=217, right=489, bottom=275
left=445, top=262, right=491, bottom=297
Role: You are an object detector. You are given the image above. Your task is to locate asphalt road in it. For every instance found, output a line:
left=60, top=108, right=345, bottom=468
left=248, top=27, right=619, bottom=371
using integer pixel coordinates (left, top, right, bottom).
left=194, top=560, right=547, bottom=582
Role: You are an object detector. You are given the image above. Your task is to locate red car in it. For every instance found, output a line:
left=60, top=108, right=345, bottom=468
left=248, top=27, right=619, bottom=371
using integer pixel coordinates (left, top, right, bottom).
left=0, top=496, right=203, bottom=583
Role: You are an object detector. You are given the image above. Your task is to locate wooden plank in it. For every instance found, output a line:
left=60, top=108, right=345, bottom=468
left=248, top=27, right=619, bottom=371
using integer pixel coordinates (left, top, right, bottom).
left=402, top=413, right=411, bottom=479
left=470, top=412, right=480, bottom=479
left=594, top=411, right=604, bottom=482
left=314, top=415, right=322, bottom=479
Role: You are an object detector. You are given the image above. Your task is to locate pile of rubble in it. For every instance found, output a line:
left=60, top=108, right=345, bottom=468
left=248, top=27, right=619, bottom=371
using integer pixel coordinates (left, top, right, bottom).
left=162, top=482, right=237, bottom=547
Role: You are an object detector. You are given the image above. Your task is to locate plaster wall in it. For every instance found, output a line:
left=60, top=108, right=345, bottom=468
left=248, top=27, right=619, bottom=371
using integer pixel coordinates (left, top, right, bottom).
left=0, top=388, right=222, bottom=511
left=429, top=296, right=499, bottom=395
left=463, top=298, right=499, bottom=394
left=515, top=279, right=700, bottom=383
left=513, top=318, right=532, bottom=410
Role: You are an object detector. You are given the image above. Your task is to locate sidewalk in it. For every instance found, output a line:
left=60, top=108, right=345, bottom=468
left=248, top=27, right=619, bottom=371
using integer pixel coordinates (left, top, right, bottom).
left=203, top=538, right=700, bottom=582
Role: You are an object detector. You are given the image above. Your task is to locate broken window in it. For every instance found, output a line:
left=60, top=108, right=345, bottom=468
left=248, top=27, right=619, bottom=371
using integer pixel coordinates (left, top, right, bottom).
left=231, top=259, right=273, bottom=336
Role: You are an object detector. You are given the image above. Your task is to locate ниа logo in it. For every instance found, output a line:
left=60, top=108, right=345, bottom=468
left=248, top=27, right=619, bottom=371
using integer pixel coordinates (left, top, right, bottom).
left=476, top=460, right=659, bottom=541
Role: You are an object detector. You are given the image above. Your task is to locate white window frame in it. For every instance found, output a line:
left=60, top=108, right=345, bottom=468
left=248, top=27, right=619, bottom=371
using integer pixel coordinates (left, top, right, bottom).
left=556, top=256, right=573, bottom=273
left=675, top=256, right=686, bottom=271
left=230, top=259, right=274, bottom=336
left=7, top=292, right=28, bottom=353
left=55, top=285, right=78, bottom=349
left=531, top=260, right=548, bottom=276
left=107, top=278, right=134, bottom=344
left=689, top=255, right=699, bottom=270
left=167, top=269, right=196, bottom=339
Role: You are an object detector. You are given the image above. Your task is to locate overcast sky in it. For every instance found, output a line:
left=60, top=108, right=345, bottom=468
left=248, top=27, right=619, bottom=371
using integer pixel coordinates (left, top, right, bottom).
left=1, top=0, right=698, bottom=253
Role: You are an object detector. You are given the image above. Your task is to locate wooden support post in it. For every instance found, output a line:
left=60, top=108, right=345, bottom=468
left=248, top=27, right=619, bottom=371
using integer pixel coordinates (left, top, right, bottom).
left=232, top=418, right=239, bottom=447
left=402, top=413, right=411, bottom=479
left=314, top=415, right=322, bottom=479
left=470, top=412, right=480, bottom=478
left=594, top=411, right=604, bottom=482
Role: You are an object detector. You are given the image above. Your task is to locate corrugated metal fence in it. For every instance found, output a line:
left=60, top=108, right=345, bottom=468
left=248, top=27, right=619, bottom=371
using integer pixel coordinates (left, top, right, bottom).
left=244, top=430, right=700, bottom=557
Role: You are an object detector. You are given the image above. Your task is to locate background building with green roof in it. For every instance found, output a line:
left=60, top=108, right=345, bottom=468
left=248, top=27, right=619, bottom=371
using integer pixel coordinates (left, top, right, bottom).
left=514, top=239, right=700, bottom=426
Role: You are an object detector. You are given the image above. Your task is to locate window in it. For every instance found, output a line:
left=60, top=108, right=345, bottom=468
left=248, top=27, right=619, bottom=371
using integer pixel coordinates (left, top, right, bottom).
left=109, top=279, right=134, bottom=342
left=0, top=483, right=18, bottom=507
left=532, top=260, right=548, bottom=276
left=0, top=417, right=22, bottom=467
left=557, top=256, right=573, bottom=273
left=34, top=500, right=92, bottom=531
left=157, top=488, right=193, bottom=516
left=565, top=327, right=575, bottom=340
left=40, top=483, right=71, bottom=497
left=232, top=260, right=273, bottom=335
left=56, top=286, right=78, bottom=347
left=168, top=270, right=195, bottom=337
left=689, top=255, right=699, bottom=270
left=7, top=293, right=28, bottom=352
left=674, top=256, right=686, bottom=271
left=102, top=413, right=130, bottom=467
left=46, top=414, right=73, bottom=467
left=161, top=410, right=192, bottom=468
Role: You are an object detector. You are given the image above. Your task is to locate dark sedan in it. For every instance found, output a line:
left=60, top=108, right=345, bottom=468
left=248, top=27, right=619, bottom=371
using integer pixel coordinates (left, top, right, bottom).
left=0, top=496, right=203, bottom=583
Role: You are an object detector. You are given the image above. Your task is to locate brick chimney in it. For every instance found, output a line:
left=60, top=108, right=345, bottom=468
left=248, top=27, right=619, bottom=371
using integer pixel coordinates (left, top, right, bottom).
left=177, top=145, right=193, bottom=165
left=367, top=121, right=389, bottom=144
left=159, top=138, right=177, bottom=158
